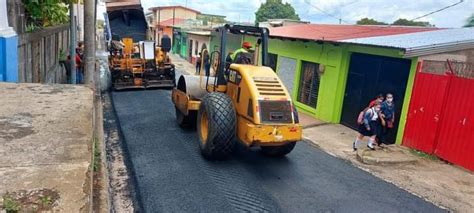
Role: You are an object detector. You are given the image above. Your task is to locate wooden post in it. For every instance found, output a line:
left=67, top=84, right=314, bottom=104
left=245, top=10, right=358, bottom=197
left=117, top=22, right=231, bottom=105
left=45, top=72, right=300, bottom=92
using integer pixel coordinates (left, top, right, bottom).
left=83, top=0, right=95, bottom=86
left=69, top=3, right=76, bottom=84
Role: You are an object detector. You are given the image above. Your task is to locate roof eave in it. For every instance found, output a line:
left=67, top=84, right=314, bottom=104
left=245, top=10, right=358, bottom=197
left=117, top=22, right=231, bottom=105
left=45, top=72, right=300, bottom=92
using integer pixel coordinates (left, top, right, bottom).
left=403, top=41, right=474, bottom=58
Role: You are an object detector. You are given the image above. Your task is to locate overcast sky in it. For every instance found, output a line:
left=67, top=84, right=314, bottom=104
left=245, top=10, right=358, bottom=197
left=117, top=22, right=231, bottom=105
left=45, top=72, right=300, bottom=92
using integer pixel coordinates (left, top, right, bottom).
left=99, top=0, right=474, bottom=27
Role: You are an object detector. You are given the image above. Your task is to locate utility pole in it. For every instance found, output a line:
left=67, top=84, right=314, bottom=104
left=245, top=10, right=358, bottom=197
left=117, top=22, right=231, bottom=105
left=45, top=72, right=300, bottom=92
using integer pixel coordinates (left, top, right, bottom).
left=69, top=3, right=76, bottom=84
left=83, top=0, right=96, bottom=86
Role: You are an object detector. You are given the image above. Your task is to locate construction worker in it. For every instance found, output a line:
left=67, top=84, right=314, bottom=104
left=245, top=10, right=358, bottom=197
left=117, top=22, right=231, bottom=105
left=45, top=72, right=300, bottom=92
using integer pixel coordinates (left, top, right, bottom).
left=230, top=41, right=252, bottom=62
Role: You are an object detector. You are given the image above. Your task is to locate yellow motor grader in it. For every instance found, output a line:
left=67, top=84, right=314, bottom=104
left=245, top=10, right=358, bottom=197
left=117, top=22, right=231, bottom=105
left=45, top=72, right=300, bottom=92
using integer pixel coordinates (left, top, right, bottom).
left=171, top=24, right=302, bottom=159
left=108, top=36, right=175, bottom=90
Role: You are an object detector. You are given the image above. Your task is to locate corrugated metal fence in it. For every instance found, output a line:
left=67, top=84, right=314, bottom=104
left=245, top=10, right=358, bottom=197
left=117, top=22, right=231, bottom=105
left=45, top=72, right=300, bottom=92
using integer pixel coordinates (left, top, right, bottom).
left=17, top=25, right=70, bottom=83
left=403, top=60, right=474, bottom=171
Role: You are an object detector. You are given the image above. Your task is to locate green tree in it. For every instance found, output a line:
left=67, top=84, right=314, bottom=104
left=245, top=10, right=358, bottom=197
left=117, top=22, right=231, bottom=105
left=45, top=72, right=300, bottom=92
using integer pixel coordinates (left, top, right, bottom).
left=255, top=0, right=300, bottom=24
left=464, top=14, right=474, bottom=27
left=97, top=19, right=105, bottom=29
left=22, top=0, right=81, bottom=31
left=392, top=18, right=433, bottom=27
left=356, top=18, right=388, bottom=25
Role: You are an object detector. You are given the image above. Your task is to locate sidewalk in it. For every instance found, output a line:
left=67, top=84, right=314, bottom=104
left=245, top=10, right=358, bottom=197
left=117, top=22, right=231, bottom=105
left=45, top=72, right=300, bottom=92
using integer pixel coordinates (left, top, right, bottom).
left=0, top=83, right=94, bottom=212
left=169, top=53, right=196, bottom=75
left=303, top=122, right=474, bottom=212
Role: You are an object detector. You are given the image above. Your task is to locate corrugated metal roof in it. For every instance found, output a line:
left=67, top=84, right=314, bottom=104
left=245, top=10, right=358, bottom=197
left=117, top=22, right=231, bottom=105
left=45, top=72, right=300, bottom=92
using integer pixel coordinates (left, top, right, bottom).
left=342, top=28, right=474, bottom=57
left=186, top=31, right=211, bottom=36
left=148, top=5, right=201, bottom=14
left=269, top=24, right=437, bottom=41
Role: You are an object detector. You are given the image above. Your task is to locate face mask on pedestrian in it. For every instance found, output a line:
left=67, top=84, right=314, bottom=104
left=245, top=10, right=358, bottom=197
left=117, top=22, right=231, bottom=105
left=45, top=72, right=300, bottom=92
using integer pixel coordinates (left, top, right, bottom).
left=387, top=97, right=393, bottom=103
left=375, top=106, right=381, bottom=112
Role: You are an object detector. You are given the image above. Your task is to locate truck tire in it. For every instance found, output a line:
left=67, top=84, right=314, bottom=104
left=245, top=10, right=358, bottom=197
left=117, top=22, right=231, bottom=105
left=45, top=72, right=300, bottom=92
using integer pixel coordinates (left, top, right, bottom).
left=260, top=142, right=296, bottom=157
left=197, top=92, right=236, bottom=160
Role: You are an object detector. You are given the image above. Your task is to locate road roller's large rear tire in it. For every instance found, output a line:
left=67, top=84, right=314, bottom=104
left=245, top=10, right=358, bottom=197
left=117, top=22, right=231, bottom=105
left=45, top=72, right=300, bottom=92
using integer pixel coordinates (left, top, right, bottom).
left=197, top=92, right=236, bottom=160
left=260, top=142, right=296, bottom=157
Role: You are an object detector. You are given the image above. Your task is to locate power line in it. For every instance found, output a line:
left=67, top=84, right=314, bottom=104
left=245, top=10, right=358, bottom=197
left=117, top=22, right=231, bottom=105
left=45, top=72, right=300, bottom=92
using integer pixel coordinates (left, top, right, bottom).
left=410, top=0, right=464, bottom=21
left=329, top=1, right=465, bottom=40
left=304, top=0, right=464, bottom=26
left=305, top=0, right=464, bottom=39
left=303, top=0, right=351, bottom=24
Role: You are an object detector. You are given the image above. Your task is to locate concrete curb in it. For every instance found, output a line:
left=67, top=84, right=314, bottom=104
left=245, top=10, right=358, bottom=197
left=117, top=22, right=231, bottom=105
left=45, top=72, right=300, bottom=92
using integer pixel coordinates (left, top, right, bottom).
left=95, top=93, right=112, bottom=213
left=302, top=122, right=330, bottom=129
left=356, top=146, right=418, bottom=165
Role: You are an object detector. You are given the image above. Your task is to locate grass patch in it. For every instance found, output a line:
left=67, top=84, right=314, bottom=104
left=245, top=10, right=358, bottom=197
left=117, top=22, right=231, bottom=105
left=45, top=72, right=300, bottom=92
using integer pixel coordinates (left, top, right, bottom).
left=1, top=189, right=59, bottom=212
left=410, top=149, right=439, bottom=161
left=3, top=195, right=20, bottom=213
left=93, top=137, right=101, bottom=172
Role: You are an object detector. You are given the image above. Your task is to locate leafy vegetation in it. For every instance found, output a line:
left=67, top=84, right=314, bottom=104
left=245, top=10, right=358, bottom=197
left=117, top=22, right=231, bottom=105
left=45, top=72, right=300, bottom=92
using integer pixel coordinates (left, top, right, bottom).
left=93, top=137, right=101, bottom=172
left=465, top=14, right=474, bottom=27
left=410, top=149, right=439, bottom=161
left=356, top=17, right=433, bottom=27
left=392, top=18, right=433, bottom=27
left=97, top=19, right=105, bottom=29
left=22, top=0, right=72, bottom=32
left=2, top=189, right=60, bottom=212
left=2, top=195, right=20, bottom=213
left=255, top=0, right=300, bottom=24
left=356, top=18, right=388, bottom=25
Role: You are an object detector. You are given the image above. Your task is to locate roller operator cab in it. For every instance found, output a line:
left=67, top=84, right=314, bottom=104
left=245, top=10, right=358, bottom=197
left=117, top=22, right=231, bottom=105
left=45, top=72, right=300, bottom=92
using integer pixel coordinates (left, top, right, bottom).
left=171, top=24, right=302, bottom=160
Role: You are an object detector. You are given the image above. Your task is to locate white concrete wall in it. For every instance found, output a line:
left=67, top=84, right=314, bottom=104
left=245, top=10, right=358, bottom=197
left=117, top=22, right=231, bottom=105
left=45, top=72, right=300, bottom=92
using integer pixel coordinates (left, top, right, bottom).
left=154, top=7, right=198, bottom=23
left=187, top=34, right=210, bottom=59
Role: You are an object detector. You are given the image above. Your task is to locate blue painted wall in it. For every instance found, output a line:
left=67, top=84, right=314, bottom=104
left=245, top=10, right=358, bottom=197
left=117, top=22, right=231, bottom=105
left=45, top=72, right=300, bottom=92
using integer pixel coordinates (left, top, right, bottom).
left=0, top=37, right=4, bottom=81
left=0, top=35, right=18, bottom=82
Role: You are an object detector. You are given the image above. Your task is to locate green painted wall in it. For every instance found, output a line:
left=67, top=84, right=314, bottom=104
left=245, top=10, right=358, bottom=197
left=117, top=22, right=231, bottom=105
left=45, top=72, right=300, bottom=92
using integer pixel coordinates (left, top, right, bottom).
left=241, top=38, right=347, bottom=123
left=180, top=33, right=188, bottom=58
left=395, top=57, right=418, bottom=145
left=172, top=34, right=180, bottom=54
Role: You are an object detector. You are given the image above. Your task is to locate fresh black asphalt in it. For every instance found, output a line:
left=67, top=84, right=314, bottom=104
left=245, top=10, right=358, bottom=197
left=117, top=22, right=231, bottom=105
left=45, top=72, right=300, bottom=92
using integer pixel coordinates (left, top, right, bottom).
left=110, top=71, right=444, bottom=213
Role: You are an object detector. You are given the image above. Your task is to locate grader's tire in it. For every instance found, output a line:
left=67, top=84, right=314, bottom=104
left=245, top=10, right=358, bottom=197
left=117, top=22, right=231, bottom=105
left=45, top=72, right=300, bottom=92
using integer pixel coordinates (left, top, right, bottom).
left=260, top=142, right=296, bottom=157
left=175, top=107, right=196, bottom=128
left=197, top=92, right=236, bottom=160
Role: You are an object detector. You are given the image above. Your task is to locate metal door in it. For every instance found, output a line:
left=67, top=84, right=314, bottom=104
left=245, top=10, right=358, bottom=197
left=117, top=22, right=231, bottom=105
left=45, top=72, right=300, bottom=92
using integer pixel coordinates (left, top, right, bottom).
left=277, top=57, right=297, bottom=99
left=435, top=76, right=474, bottom=171
left=341, top=53, right=411, bottom=143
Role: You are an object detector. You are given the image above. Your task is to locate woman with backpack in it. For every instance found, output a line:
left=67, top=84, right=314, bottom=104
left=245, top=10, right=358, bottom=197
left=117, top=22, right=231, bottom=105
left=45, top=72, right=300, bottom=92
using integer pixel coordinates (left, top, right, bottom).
left=353, top=102, right=383, bottom=151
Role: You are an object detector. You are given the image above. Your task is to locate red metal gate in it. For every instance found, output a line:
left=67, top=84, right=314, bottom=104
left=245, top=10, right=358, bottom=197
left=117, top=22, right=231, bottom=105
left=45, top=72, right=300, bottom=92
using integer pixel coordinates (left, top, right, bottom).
left=403, top=60, right=474, bottom=171
left=434, top=76, right=474, bottom=171
left=403, top=71, right=449, bottom=153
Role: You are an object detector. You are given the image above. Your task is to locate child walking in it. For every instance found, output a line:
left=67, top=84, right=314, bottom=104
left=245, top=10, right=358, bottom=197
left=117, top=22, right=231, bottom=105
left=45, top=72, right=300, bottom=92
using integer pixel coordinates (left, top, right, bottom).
left=353, top=102, right=382, bottom=151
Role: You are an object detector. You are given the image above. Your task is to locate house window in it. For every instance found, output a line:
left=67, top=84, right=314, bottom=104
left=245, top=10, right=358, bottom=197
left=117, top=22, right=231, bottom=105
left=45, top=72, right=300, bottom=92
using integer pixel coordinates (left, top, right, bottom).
left=297, top=61, right=320, bottom=108
left=195, top=41, right=199, bottom=55
left=188, top=39, right=193, bottom=59
left=268, top=53, right=278, bottom=72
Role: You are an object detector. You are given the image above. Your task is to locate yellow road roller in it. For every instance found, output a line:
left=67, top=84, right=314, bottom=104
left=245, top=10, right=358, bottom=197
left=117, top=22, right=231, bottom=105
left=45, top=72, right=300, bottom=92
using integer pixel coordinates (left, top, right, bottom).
left=171, top=24, right=302, bottom=159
